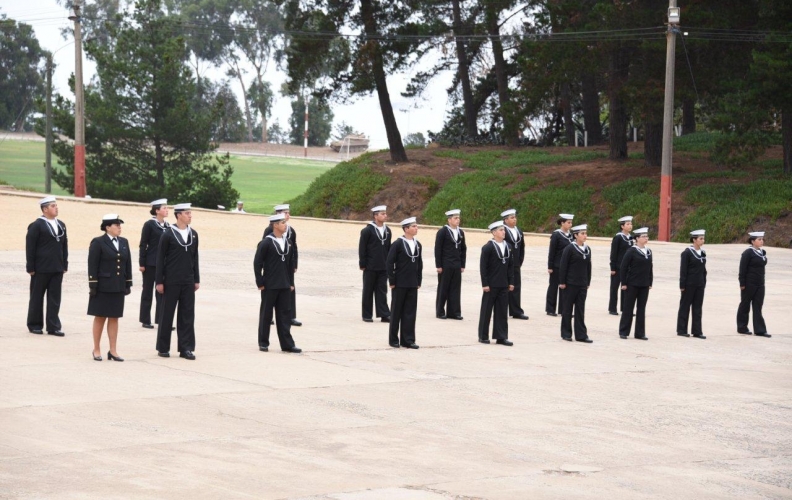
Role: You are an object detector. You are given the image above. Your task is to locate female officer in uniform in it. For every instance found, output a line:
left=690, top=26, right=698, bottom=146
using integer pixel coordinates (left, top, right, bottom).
left=88, top=214, right=133, bottom=361
left=677, top=229, right=707, bottom=339
left=737, top=231, right=770, bottom=337
left=139, top=198, right=168, bottom=329
left=546, top=213, right=574, bottom=316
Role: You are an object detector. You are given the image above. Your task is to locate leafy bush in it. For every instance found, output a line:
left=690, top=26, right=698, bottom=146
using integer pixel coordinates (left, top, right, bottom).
left=433, top=149, right=605, bottom=170
left=601, top=178, right=659, bottom=236
left=710, top=130, right=773, bottom=168
left=673, top=132, right=721, bottom=152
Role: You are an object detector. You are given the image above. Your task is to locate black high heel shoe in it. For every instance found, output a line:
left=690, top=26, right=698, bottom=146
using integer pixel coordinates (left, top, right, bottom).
left=93, top=352, right=102, bottom=361
left=107, top=351, right=124, bottom=362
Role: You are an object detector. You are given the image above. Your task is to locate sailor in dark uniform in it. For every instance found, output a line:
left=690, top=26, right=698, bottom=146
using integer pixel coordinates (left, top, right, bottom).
left=359, top=205, right=392, bottom=323
left=155, top=203, right=200, bottom=360
left=138, top=198, right=169, bottom=329
left=254, top=213, right=301, bottom=353
left=263, top=204, right=301, bottom=326
left=619, top=227, right=653, bottom=340
left=88, top=214, right=133, bottom=361
left=25, top=196, right=68, bottom=336
left=501, top=209, right=528, bottom=320
left=737, top=231, right=771, bottom=337
left=677, top=229, right=707, bottom=339
left=558, top=224, right=593, bottom=343
left=435, top=209, right=466, bottom=320
left=478, top=220, right=515, bottom=346
left=546, top=213, right=574, bottom=316
left=608, top=215, right=634, bottom=315
left=386, top=217, right=423, bottom=349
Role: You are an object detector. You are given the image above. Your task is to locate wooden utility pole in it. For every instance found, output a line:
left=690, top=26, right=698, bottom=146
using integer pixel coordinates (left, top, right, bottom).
left=45, top=54, right=53, bottom=194
left=70, top=1, right=87, bottom=197
left=303, top=94, right=309, bottom=158
left=658, top=1, right=679, bottom=241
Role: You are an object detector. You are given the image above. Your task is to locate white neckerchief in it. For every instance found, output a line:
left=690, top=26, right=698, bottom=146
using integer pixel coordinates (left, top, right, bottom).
left=369, top=222, right=388, bottom=245
left=492, top=239, right=509, bottom=264
left=750, top=246, right=766, bottom=262
left=267, top=234, right=290, bottom=260
left=170, top=225, right=193, bottom=252
left=39, top=216, right=64, bottom=241
left=152, top=217, right=169, bottom=231
left=635, top=246, right=651, bottom=258
left=572, top=242, right=590, bottom=259
left=401, top=236, right=419, bottom=262
left=108, top=234, right=119, bottom=251
left=446, top=225, right=461, bottom=248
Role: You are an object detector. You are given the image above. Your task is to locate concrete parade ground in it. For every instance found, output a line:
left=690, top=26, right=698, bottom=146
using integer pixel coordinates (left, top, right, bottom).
left=1, top=191, right=791, bottom=500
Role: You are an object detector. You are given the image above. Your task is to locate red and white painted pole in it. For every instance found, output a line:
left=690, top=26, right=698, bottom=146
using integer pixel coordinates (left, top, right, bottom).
left=658, top=1, right=679, bottom=241
left=71, top=0, right=87, bottom=197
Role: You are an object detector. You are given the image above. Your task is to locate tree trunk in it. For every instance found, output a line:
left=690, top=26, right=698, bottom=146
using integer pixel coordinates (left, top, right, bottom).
left=783, top=108, right=791, bottom=175
left=452, top=0, right=477, bottom=138
left=485, top=3, right=518, bottom=147
left=261, top=115, right=268, bottom=143
left=360, top=0, right=408, bottom=163
left=643, top=121, right=663, bottom=167
left=561, top=83, right=574, bottom=146
left=581, top=72, right=602, bottom=145
left=231, top=59, right=254, bottom=143
left=154, top=138, right=164, bottom=187
left=682, top=97, right=696, bottom=135
left=608, top=47, right=629, bottom=160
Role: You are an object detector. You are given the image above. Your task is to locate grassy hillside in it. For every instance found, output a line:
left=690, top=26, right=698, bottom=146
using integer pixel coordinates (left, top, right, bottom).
left=289, top=133, right=792, bottom=246
left=0, top=140, right=332, bottom=213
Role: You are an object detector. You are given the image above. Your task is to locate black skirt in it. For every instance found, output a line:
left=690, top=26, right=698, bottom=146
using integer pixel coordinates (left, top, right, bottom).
left=88, top=291, right=125, bottom=318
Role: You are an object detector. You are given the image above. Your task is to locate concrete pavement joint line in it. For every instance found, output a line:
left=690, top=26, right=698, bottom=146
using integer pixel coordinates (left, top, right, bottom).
left=138, top=358, right=285, bottom=389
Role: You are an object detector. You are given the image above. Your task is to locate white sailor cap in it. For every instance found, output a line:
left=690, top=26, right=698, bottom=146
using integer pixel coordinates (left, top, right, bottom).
left=559, top=213, right=575, bottom=220
left=618, top=215, right=633, bottom=222
left=400, top=217, right=417, bottom=226
left=371, top=205, right=387, bottom=212
left=690, top=229, right=705, bottom=236
left=445, top=209, right=461, bottom=217
left=748, top=231, right=765, bottom=238
left=571, top=224, right=588, bottom=233
left=488, top=220, right=505, bottom=231
left=217, top=205, right=225, bottom=210
left=101, top=213, right=124, bottom=223
left=274, top=204, right=290, bottom=212
left=150, top=198, right=167, bottom=206
left=501, top=209, right=516, bottom=218
left=237, top=200, right=244, bottom=204
left=173, top=203, right=191, bottom=212
left=269, top=213, right=286, bottom=222
left=633, top=227, right=649, bottom=235
left=39, top=196, right=56, bottom=205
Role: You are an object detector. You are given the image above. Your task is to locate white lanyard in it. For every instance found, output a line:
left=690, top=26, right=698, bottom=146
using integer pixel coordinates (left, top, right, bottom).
left=750, top=247, right=766, bottom=262
left=266, top=234, right=290, bottom=261
left=401, top=237, right=419, bottom=263
left=572, top=243, right=590, bottom=260
left=370, top=222, right=388, bottom=245
left=446, top=225, right=461, bottom=248
left=170, top=226, right=193, bottom=252
left=39, top=216, right=64, bottom=242
left=492, top=240, right=510, bottom=264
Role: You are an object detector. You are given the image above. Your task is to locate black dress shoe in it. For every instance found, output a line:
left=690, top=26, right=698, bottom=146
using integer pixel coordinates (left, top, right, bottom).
left=619, top=335, right=628, bottom=339
left=107, top=351, right=124, bottom=362
left=579, top=338, right=594, bottom=343
left=29, top=329, right=44, bottom=334
left=608, top=311, right=619, bottom=316
left=402, top=343, right=420, bottom=349
left=496, top=339, right=513, bottom=346
left=93, top=352, right=102, bottom=361
left=450, top=316, right=464, bottom=320
left=180, top=351, right=196, bottom=360
left=141, top=323, right=154, bottom=329
left=362, top=318, right=374, bottom=323
left=562, top=337, right=572, bottom=342
left=692, top=334, right=706, bottom=339
left=755, top=332, right=772, bottom=338
left=259, top=346, right=269, bottom=352
left=290, top=319, right=302, bottom=327
left=283, top=346, right=302, bottom=353
left=635, top=336, right=648, bottom=340
left=389, top=343, right=400, bottom=348
left=157, top=352, right=170, bottom=357
left=512, top=314, right=529, bottom=320
left=48, top=330, right=65, bottom=337
left=381, top=317, right=390, bottom=323
left=737, top=330, right=752, bottom=335
left=677, top=332, right=691, bottom=337
left=546, top=312, right=558, bottom=317
left=436, top=315, right=447, bottom=319
left=478, top=339, right=490, bottom=344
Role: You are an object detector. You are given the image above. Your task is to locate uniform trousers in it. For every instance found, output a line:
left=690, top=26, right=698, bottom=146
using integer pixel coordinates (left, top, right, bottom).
left=545, top=267, right=563, bottom=314
left=619, top=286, right=650, bottom=338
left=362, top=270, right=389, bottom=319
left=608, top=272, right=626, bottom=313
left=27, top=272, right=63, bottom=332
left=737, top=285, right=767, bottom=334
left=290, top=287, right=297, bottom=320
left=259, top=288, right=296, bottom=349
left=677, top=285, right=705, bottom=335
left=561, top=285, right=588, bottom=340
left=139, top=266, right=163, bottom=324
left=478, top=287, right=509, bottom=341
left=436, top=268, right=462, bottom=317
left=156, top=284, right=196, bottom=353
left=389, top=287, right=417, bottom=346
left=508, top=268, right=524, bottom=317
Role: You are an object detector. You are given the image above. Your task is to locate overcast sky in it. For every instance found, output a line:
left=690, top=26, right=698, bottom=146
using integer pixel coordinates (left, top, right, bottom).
left=3, top=0, right=458, bottom=150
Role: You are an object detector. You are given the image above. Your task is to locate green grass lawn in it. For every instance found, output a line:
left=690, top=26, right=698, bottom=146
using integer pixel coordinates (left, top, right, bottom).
left=0, top=140, right=333, bottom=214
